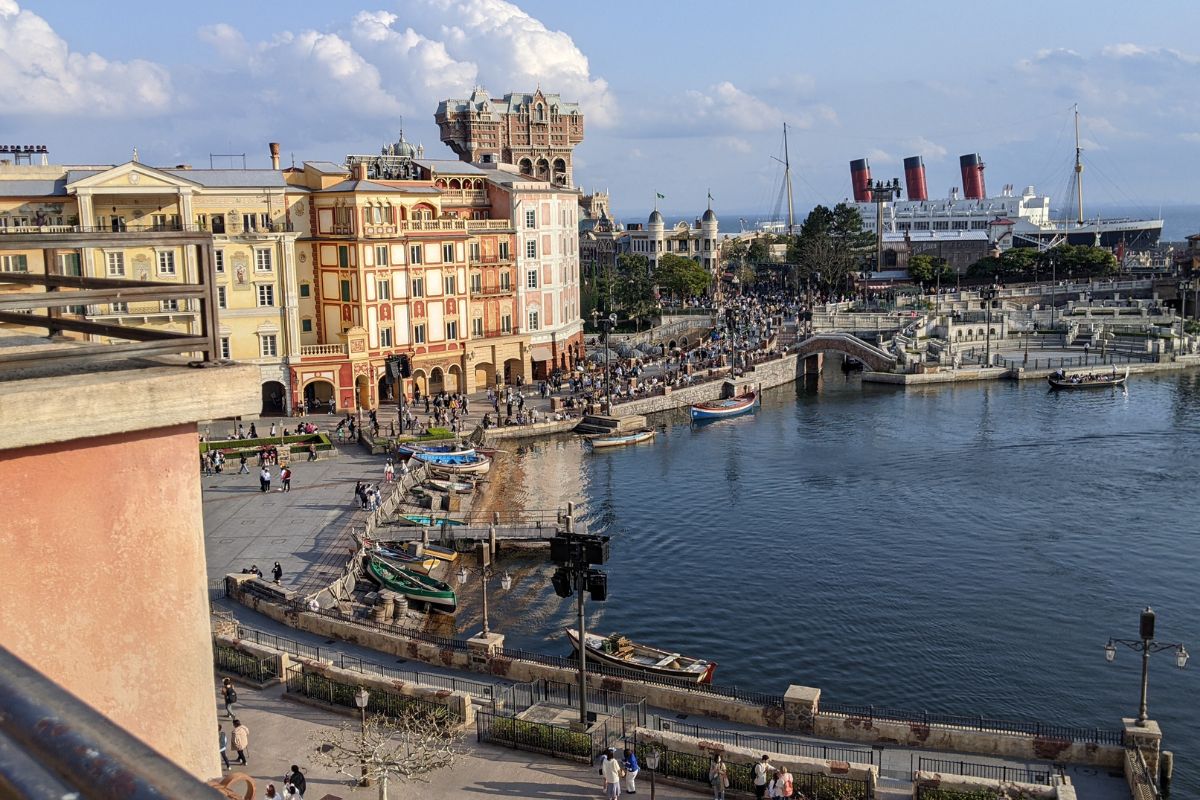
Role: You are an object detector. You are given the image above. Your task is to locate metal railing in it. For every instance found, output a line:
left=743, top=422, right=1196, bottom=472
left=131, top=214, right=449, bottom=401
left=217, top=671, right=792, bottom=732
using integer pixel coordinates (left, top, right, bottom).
left=476, top=709, right=596, bottom=763
left=235, top=624, right=325, bottom=660
left=491, top=678, right=645, bottom=721
left=651, top=715, right=875, bottom=765
left=820, top=702, right=1124, bottom=746
left=285, top=663, right=457, bottom=722
left=213, top=643, right=279, bottom=684
left=917, top=755, right=1052, bottom=785
left=1126, top=747, right=1161, bottom=800
left=330, top=652, right=494, bottom=700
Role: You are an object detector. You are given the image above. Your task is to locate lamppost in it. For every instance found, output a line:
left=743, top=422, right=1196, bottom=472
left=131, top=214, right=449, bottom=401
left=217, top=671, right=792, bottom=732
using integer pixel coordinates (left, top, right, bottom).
left=354, top=686, right=370, bottom=786
left=550, top=519, right=610, bottom=726
left=645, top=748, right=661, bottom=800
left=982, top=285, right=999, bottom=367
left=457, top=541, right=512, bottom=637
left=1104, top=607, right=1189, bottom=726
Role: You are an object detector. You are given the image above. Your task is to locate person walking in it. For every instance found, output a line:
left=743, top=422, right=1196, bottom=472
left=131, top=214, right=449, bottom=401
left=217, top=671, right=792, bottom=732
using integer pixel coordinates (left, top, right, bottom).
left=601, top=747, right=623, bottom=800
left=752, top=755, right=773, bottom=800
left=238, top=453, right=249, bottom=474
left=307, top=443, right=317, bottom=462
left=776, top=766, right=793, bottom=799
left=708, top=754, right=729, bottom=800
left=384, top=459, right=395, bottom=483
left=280, top=466, right=292, bottom=492
left=259, top=466, right=271, bottom=493
left=272, top=562, right=283, bottom=584
left=231, top=719, right=249, bottom=765
left=221, top=678, right=237, bottom=718
left=622, top=747, right=640, bottom=794
left=218, top=725, right=231, bottom=770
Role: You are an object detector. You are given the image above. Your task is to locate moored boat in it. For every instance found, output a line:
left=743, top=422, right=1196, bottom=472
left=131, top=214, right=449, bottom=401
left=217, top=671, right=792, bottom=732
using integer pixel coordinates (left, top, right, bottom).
left=400, top=442, right=476, bottom=462
left=365, top=556, right=457, bottom=612
left=416, top=451, right=492, bottom=475
left=588, top=428, right=655, bottom=448
left=565, top=628, right=716, bottom=683
left=371, top=545, right=439, bottom=574
left=1047, top=367, right=1129, bottom=390
left=424, top=478, right=476, bottom=494
left=399, top=514, right=466, bottom=527
left=385, top=541, right=459, bottom=563
left=689, top=390, right=758, bottom=421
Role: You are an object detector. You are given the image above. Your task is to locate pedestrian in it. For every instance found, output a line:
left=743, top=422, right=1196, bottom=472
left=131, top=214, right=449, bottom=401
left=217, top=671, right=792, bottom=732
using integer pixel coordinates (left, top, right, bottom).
left=264, top=784, right=278, bottom=799
left=202, top=453, right=213, bottom=476
left=280, top=466, right=292, bottom=492
left=272, top=562, right=283, bottom=584
left=600, top=747, right=622, bottom=799
left=238, top=453, right=249, bottom=474
left=218, top=725, right=231, bottom=770
left=622, top=747, right=640, bottom=794
left=249, top=423, right=258, bottom=439
left=752, top=755, right=773, bottom=800
left=231, top=719, right=249, bottom=765
left=709, top=754, right=729, bottom=800
left=384, top=459, right=395, bottom=483
left=776, top=765, right=793, bottom=799
left=285, top=765, right=306, bottom=798
left=259, top=466, right=271, bottom=493
left=249, top=564, right=262, bottom=578
left=269, top=422, right=277, bottom=437
left=221, top=677, right=237, bottom=718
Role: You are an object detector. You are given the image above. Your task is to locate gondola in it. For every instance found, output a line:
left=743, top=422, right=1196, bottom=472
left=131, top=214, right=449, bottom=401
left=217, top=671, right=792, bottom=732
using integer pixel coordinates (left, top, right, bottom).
left=689, top=390, right=758, bottom=421
left=565, top=628, right=716, bottom=683
left=1047, top=367, right=1129, bottom=390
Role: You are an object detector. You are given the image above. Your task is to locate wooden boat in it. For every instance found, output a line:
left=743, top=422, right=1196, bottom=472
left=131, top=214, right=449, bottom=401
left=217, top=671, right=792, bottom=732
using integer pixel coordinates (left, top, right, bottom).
left=1047, top=367, right=1129, bottom=390
left=399, top=514, right=466, bottom=527
left=365, top=556, right=457, bottom=612
left=689, top=390, right=759, bottom=421
left=424, top=478, right=476, bottom=494
left=416, top=451, right=492, bottom=475
left=371, top=546, right=438, bottom=574
left=588, top=428, right=655, bottom=448
left=565, top=628, right=716, bottom=683
left=385, top=541, right=459, bottom=563
left=400, top=442, right=476, bottom=462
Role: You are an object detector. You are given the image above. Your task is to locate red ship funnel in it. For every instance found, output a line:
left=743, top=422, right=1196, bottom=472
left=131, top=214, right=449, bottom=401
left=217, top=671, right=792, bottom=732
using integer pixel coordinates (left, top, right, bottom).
left=850, top=158, right=872, bottom=202
left=903, top=156, right=927, bottom=201
left=959, top=153, right=986, bottom=199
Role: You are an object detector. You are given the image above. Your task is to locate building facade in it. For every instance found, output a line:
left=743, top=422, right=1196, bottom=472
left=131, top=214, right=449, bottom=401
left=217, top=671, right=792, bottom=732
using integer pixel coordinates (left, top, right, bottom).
left=436, top=88, right=584, bottom=187
left=619, top=204, right=720, bottom=277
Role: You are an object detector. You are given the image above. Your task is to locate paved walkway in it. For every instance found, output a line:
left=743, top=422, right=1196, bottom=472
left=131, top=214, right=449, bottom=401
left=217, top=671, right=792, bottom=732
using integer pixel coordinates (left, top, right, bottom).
left=218, top=678, right=707, bottom=800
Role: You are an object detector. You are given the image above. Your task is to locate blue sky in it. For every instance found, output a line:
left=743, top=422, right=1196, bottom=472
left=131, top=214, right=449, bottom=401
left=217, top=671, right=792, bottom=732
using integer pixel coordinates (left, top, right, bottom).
left=5, top=0, right=1200, bottom=220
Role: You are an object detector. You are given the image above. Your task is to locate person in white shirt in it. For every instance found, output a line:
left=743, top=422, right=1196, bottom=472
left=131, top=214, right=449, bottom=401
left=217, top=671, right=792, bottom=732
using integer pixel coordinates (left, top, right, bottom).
left=601, top=750, right=623, bottom=799
left=752, top=755, right=773, bottom=800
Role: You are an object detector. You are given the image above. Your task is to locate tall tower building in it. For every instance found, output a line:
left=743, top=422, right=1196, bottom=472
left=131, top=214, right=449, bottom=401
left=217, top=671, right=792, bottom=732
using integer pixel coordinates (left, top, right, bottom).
left=436, top=87, right=584, bottom=187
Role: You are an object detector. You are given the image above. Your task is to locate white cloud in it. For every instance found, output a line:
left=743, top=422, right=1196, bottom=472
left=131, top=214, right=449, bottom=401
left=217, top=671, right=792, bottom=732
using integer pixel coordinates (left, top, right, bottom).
left=865, top=148, right=895, bottom=166
left=902, top=137, right=947, bottom=162
left=0, top=0, right=171, bottom=116
left=1179, top=132, right=1200, bottom=144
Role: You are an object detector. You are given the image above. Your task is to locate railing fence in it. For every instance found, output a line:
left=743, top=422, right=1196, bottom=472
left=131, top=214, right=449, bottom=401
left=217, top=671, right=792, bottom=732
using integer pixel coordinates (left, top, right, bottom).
left=917, top=755, right=1052, bottom=785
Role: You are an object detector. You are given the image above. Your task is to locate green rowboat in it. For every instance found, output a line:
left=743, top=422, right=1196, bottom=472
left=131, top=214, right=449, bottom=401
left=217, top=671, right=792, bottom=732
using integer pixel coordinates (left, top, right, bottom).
left=365, top=556, right=457, bottom=612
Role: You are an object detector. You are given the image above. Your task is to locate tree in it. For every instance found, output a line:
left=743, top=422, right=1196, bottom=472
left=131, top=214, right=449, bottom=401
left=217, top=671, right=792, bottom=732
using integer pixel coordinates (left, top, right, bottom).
left=613, top=253, right=657, bottom=330
left=655, top=253, right=711, bottom=299
left=907, top=254, right=954, bottom=286
left=791, top=204, right=871, bottom=294
left=311, top=708, right=463, bottom=800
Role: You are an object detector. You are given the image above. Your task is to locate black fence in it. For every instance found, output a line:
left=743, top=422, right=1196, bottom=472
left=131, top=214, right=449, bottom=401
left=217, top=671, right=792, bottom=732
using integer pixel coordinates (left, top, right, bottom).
left=236, top=625, right=323, bottom=660
left=492, top=678, right=646, bottom=722
left=213, top=643, right=278, bottom=684
left=645, top=744, right=869, bottom=800
left=918, top=756, right=1052, bottom=785
left=651, top=716, right=875, bottom=766
left=476, top=709, right=597, bottom=763
left=820, top=702, right=1124, bottom=746
left=284, top=664, right=456, bottom=723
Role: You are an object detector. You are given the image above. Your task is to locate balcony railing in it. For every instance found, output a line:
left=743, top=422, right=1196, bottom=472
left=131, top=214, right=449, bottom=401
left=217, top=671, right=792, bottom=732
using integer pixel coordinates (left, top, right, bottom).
left=465, top=219, right=512, bottom=232
left=1, top=223, right=205, bottom=235
left=470, top=284, right=514, bottom=297
left=397, top=219, right=469, bottom=233
left=440, top=189, right=489, bottom=205
left=300, top=343, right=348, bottom=357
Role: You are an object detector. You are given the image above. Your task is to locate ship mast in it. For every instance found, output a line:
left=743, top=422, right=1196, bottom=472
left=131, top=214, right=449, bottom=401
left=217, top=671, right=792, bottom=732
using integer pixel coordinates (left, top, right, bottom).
left=1074, top=104, right=1085, bottom=225
left=783, top=122, right=795, bottom=236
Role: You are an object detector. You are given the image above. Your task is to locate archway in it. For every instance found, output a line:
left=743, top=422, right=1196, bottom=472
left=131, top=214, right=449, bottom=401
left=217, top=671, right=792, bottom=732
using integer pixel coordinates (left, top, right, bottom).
left=535, top=159, right=550, bottom=181
left=503, top=357, right=524, bottom=386
left=680, top=336, right=689, bottom=347
left=429, top=366, right=445, bottom=395
left=552, top=158, right=566, bottom=183
left=474, top=361, right=495, bottom=390
left=668, top=339, right=677, bottom=350
left=355, top=375, right=370, bottom=409
left=446, top=364, right=463, bottom=393
left=411, top=369, right=428, bottom=399
left=518, top=158, right=533, bottom=176
left=378, top=374, right=394, bottom=403
left=303, top=379, right=334, bottom=413
left=261, top=381, right=285, bottom=414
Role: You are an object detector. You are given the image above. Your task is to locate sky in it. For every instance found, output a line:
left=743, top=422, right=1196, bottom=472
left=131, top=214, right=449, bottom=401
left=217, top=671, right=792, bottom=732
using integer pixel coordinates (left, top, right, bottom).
left=4, top=0, right=1200, bottom=221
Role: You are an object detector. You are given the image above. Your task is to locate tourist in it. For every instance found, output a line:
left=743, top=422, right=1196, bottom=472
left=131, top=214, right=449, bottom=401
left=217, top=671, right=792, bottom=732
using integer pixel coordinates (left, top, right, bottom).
left=259, top=466, right=271, bottom=493
left=776, top=765, right=793, bottom=799
left=708, top=754, right=729, bottom=799
left=249, top=423, right=258, bottom=439
left=272, top=562, right=283, bottom=584
left=384, top=459, right=395, bottom=483
left=269, top=422, right=276, bottom=437
left=238, top=453, right=249, bottom=474
left=622, top=747, right=640, bottom=793
left=280, top=466, right=292, bottom=492
left=264, top=784, right=278, bottom=799
left=307, top=444, right=317, bottom=462
left=221, top=678, right=237, bottom=717
left=752, top=755, right=773, bottom=800
left=600, top=747, right=623, bottom=799
left=285, top=765, right=306, bottom=798
left=218, top=725, right=230, bottom=770
left=231, top=719, right=249, bottom=765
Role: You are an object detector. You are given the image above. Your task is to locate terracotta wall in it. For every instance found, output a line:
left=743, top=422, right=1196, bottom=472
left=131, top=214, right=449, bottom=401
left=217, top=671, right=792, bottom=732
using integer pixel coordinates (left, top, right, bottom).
left=0, top=424, right=220, bottom=779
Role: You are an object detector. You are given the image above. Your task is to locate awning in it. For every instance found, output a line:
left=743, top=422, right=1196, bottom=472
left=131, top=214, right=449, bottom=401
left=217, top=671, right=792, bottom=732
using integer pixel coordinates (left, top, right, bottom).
left=530, top=344, right=554, bottom=362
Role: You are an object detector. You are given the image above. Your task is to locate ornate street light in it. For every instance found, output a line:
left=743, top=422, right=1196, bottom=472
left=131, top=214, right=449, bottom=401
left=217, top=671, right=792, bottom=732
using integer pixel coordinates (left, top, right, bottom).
left=354, top=686, right=370, bottom=786
left=645, top=748, right=661, bottom=800
left=1104, top=607, right=1189, bottom=726
left=457, top=541, right=512, bottom=637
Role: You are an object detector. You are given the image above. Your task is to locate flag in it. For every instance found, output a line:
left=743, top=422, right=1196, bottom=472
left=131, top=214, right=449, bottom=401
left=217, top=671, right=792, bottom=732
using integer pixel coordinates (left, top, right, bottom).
left=656, top=192, right=665, bottom=199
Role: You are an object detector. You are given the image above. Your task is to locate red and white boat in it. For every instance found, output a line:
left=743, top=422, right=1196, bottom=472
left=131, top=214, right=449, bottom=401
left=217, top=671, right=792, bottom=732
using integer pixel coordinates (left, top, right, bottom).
left=565, top=628, right=717, bottom=683
left=689, top=390, right=758, bottom=421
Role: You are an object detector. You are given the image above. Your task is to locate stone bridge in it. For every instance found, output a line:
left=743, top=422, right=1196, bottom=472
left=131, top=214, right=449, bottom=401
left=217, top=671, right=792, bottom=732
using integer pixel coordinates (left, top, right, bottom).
left=793, top=332, right=898, bottom=372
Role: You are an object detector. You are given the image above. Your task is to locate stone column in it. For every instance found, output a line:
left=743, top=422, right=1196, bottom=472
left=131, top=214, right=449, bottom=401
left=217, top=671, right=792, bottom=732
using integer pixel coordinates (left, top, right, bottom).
left=1123, top=717, right=1163, bottom=780
left=467, top=632, right=505, bottom=666
left=783, top=685, right=820, bottom=734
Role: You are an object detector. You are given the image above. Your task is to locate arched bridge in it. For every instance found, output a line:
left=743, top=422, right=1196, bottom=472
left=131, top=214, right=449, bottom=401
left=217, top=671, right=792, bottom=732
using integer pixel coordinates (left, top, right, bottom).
left=793, top=332, right=897, bottom=372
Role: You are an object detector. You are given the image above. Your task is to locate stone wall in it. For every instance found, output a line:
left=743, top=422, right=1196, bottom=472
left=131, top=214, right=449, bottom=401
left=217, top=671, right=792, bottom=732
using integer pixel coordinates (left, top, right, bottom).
left=611, top=354, right=800, bottom=418
left=912, top=770, right=1062, bottom=800
left=480, top=417, right=580, bottom=441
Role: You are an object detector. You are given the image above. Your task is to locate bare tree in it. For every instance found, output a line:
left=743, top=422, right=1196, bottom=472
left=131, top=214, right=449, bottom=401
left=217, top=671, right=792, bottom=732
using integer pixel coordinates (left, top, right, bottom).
left=310, top=707, right=463, bottom=800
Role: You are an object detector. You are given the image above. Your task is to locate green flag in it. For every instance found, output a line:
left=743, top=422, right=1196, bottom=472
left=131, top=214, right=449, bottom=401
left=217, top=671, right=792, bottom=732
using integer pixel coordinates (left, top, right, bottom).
left=656, top=192, right=665, bottom=199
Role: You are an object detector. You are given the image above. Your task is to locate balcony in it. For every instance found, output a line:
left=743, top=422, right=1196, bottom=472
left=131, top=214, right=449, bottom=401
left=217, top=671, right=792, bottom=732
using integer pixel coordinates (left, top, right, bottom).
left=465, top=219, right=511, bottom=232
left=440, top=189, right=489, bottom=206
left=397, top=219, right=469, bottom=233
left=470, top=284, right=514, bottom=298
left=1, top=223, right=205, bottom=235
left=300, top=343, right=348, bottom=357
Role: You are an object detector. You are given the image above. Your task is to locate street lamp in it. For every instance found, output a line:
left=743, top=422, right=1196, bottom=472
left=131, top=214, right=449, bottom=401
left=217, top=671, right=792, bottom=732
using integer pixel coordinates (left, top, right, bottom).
left=1103, top=607, right=1189, bottom=726
left=550, top=521, right=610, bottom=726
left=457, top=541, right=512, bottom=637
left=645, top=748, right=661, bottom=800
left=982, top=285, right=999, bottom=367
left=354, top=686, right=370, bottom=786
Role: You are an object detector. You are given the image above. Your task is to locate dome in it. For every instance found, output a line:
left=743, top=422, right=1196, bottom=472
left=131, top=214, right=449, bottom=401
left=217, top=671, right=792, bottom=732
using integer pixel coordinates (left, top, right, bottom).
left=648, top=209, right=664, bottom=224
left=701, top=208, right=717, bottom=223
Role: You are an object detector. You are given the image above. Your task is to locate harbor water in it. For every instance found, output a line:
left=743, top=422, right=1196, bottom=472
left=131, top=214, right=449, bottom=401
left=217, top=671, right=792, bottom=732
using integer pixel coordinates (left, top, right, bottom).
left=461, top=362, right=1200, bottom=791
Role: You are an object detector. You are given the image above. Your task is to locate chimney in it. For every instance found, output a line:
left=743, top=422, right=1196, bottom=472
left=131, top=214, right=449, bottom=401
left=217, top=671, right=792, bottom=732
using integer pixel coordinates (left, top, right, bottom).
left=353, top=161, right=368, bottom=181
left=269, top=142, right=281, bottom=171
left=959, top=153, right=986, bottom=200
left=850, top=158, right=872, bottom=203
left=903, top=156, right=928, bottom=201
